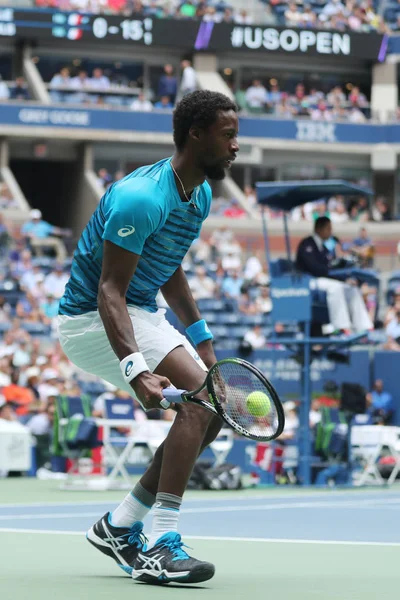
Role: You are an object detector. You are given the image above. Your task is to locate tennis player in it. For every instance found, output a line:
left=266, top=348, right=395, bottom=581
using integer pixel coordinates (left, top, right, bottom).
left=57, top=90, right=239, bottom=585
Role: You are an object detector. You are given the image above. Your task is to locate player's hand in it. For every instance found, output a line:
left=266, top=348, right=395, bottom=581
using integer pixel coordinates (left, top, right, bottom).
left=130, top=371, right=171, bottom=410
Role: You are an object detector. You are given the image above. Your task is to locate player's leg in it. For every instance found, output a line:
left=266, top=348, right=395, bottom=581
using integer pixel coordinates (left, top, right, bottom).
left=58, top=311, right=221, bottom=579
left=131, top=345, right=219, bottom=584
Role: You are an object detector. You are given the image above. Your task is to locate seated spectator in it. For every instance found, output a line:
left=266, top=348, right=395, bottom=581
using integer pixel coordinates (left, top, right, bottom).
left=348, top=107, right=366, bottom=123
left=243, top=185, right=257, bottom=209
left=43, top=264, right=69, bottom=298
left=188, top=266, right=216, bottom=301
left=221, top=248, right=242, bottom=271
left=238, top=291, right=258, bottom=315
left=16, top=292, right=38, bottom=320
left=349, top=85, right=368, bottom=108
left=327, top=85, right=346, bottom=106
left=350, top=227, right=374, bottom=267
left=371, top=196, right=391, bottom=222
left=49, top=67, right=71, bottom=102
left=2, top=368, right=37, bottom=419
left=245, top=79, right=268, bottom=111
left=50, top=67, right=71, bottom=89
left=235, top=9, right=254, bottom=24
left=157, top=64, right=177, bottom=104
left=280, top=401, right=299, bottom=440
left=0, top=394, right=17, bottom=421
left=70, top=69, right=90, bottom=90
left=244, top=253, right=263, bottom=282
left=243, top=325, right=266, bottom=350
left=366, top=379, right=394, bottom=425
left=130, top=92, right=153, bottom=112
left=311, top=101, right=333, bottom=122
left=10, top=76, right=30, bottom=101
left=274, top=94, right=296, bottom=119
left=0, top=295, right=11, bottom=323
left=301, top=4, right=317, bottom=27
left=21, top=209, right=64, bottom=240
left=330, top=201, right=349, bottom=224
left=285, top=2, right=302, bottom=26
left=384, top=291, right=400, bottom=327
left=97, top=167, right=112, bottom=190
left=0, top=75, right=10, bottom=100
left=40, top=293, right=60, bottom=320
left=154, top=95, right=174, bottom=110
left=255, top=287, right=273, bottom=314
left=179, top=0, right=197, bottom=18
left=88, top=68, right=110, bottom=91
left=384, top=310, right=400, bottom=351
left=222, top=269, right=244, bottom=299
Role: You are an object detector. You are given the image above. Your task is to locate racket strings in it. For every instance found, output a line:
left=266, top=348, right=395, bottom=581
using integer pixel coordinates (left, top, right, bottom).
left=210, top=362, right=280, bottom=439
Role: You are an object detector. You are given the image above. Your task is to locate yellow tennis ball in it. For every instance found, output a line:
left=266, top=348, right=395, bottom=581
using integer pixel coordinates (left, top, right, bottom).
left=246, top=391, right=271, bottom=417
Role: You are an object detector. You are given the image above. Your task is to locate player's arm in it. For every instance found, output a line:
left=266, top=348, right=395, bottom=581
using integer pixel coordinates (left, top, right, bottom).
left=161, top=266, right=217, bottom=369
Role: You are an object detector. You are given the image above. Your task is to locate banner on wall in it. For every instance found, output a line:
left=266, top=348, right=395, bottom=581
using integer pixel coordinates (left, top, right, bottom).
left=0, top=8, right=386, bottom=61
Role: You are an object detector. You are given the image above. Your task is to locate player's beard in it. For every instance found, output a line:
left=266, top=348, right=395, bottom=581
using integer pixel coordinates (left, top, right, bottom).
left=203, top=163, right=226, bottom=181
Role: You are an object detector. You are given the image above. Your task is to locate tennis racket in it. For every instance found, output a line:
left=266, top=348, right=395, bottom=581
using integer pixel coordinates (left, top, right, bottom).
left=160, top=357, right=285, bottom=442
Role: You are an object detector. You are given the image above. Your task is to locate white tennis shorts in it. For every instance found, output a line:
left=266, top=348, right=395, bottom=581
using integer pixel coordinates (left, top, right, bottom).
left=57, top=306, right=207, bottom=401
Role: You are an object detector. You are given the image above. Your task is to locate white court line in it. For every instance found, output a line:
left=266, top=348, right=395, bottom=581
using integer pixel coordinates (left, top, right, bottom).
left=0, top=528, right=399, bottom=547
left=0, top=498, right=399, bottom=521
left=1, top=489, right=399, bottom=509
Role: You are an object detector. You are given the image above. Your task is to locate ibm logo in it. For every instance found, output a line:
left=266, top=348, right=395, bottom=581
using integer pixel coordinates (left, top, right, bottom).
left=296, top=121, right=337, bottom=143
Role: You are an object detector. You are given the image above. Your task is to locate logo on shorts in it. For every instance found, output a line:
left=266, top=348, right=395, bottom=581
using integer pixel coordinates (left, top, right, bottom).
left=125, top=361, right=134, bottom=378
left=118, top=226, right=135, bottom=237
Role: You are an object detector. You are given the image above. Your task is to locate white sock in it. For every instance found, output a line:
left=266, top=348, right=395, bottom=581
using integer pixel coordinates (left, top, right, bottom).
left=147, top=492, right=182, bottom=549
left=110, top=482, right=155, bottom=528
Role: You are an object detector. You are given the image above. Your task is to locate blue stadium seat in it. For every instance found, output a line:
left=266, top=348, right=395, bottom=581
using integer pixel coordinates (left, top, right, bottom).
left=211, top=325, right=231, bottom=339
left=197, top=298, right=227, bottom=312
left=269, top=259, right=293, bottom=278
left=21, top=322, right=51, bottom=335
left=219, top=313, right=241, bottom=325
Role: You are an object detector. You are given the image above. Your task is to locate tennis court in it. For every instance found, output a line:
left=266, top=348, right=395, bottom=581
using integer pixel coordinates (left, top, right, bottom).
left=1, top=479, right=399, bottom=600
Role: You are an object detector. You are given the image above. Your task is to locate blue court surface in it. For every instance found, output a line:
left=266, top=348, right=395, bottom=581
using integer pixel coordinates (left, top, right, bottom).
left=0, top=480, right=399, bottom=600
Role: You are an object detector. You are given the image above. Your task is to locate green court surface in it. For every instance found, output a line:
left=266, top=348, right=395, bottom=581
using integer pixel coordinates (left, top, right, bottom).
left=0, top=479, right=399, bottom=600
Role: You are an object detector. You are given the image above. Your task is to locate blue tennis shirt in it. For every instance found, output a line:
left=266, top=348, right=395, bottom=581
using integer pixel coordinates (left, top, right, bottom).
left=59, top=157, right=212, bottom=316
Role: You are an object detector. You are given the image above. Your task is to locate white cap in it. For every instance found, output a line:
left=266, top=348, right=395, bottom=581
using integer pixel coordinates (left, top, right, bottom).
left=42, top=368, right=59, bottom=381
left=30, top=209, right=42, bottom=220
left=42, top=385, right=59, bottom=399
left=284, top=401, right=297, bottom=412
left=25, top=366, right=40, bottom=379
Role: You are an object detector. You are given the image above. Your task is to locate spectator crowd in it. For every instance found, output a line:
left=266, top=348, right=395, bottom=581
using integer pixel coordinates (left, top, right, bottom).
left=33, top=0, right=392, bottom=33
left=237, top=79, right=370, bottom=123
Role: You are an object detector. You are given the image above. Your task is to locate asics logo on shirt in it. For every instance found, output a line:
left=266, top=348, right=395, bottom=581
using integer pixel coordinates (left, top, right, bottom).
left=125, top=361, right=134, bottom=378
left=118, top=226, right=136, bottom=237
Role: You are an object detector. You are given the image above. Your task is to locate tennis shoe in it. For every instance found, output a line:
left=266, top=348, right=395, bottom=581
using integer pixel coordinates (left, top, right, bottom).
left=86, top=512, right=146, bottom=575
left=131, top=532, right=215, bottom=584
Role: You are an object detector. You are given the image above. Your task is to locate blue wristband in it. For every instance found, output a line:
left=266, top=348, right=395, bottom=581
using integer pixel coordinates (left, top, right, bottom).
left=185, top=319, right=213, bottom=346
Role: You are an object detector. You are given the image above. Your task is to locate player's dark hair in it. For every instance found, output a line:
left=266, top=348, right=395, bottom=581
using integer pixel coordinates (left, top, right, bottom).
left=314, top=216, right=331, bottom=232
left=173, top=90, right=237, bottom=151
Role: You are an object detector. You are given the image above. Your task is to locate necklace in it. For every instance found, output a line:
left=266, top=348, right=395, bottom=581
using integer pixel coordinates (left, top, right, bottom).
left=171, top=162, right=198, bottom=208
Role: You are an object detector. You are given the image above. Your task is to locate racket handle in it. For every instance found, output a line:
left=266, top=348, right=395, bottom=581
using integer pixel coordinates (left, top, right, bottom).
left=162, top=387, right=186, bottom=402
left=160, top=387, right=186, bottom=410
